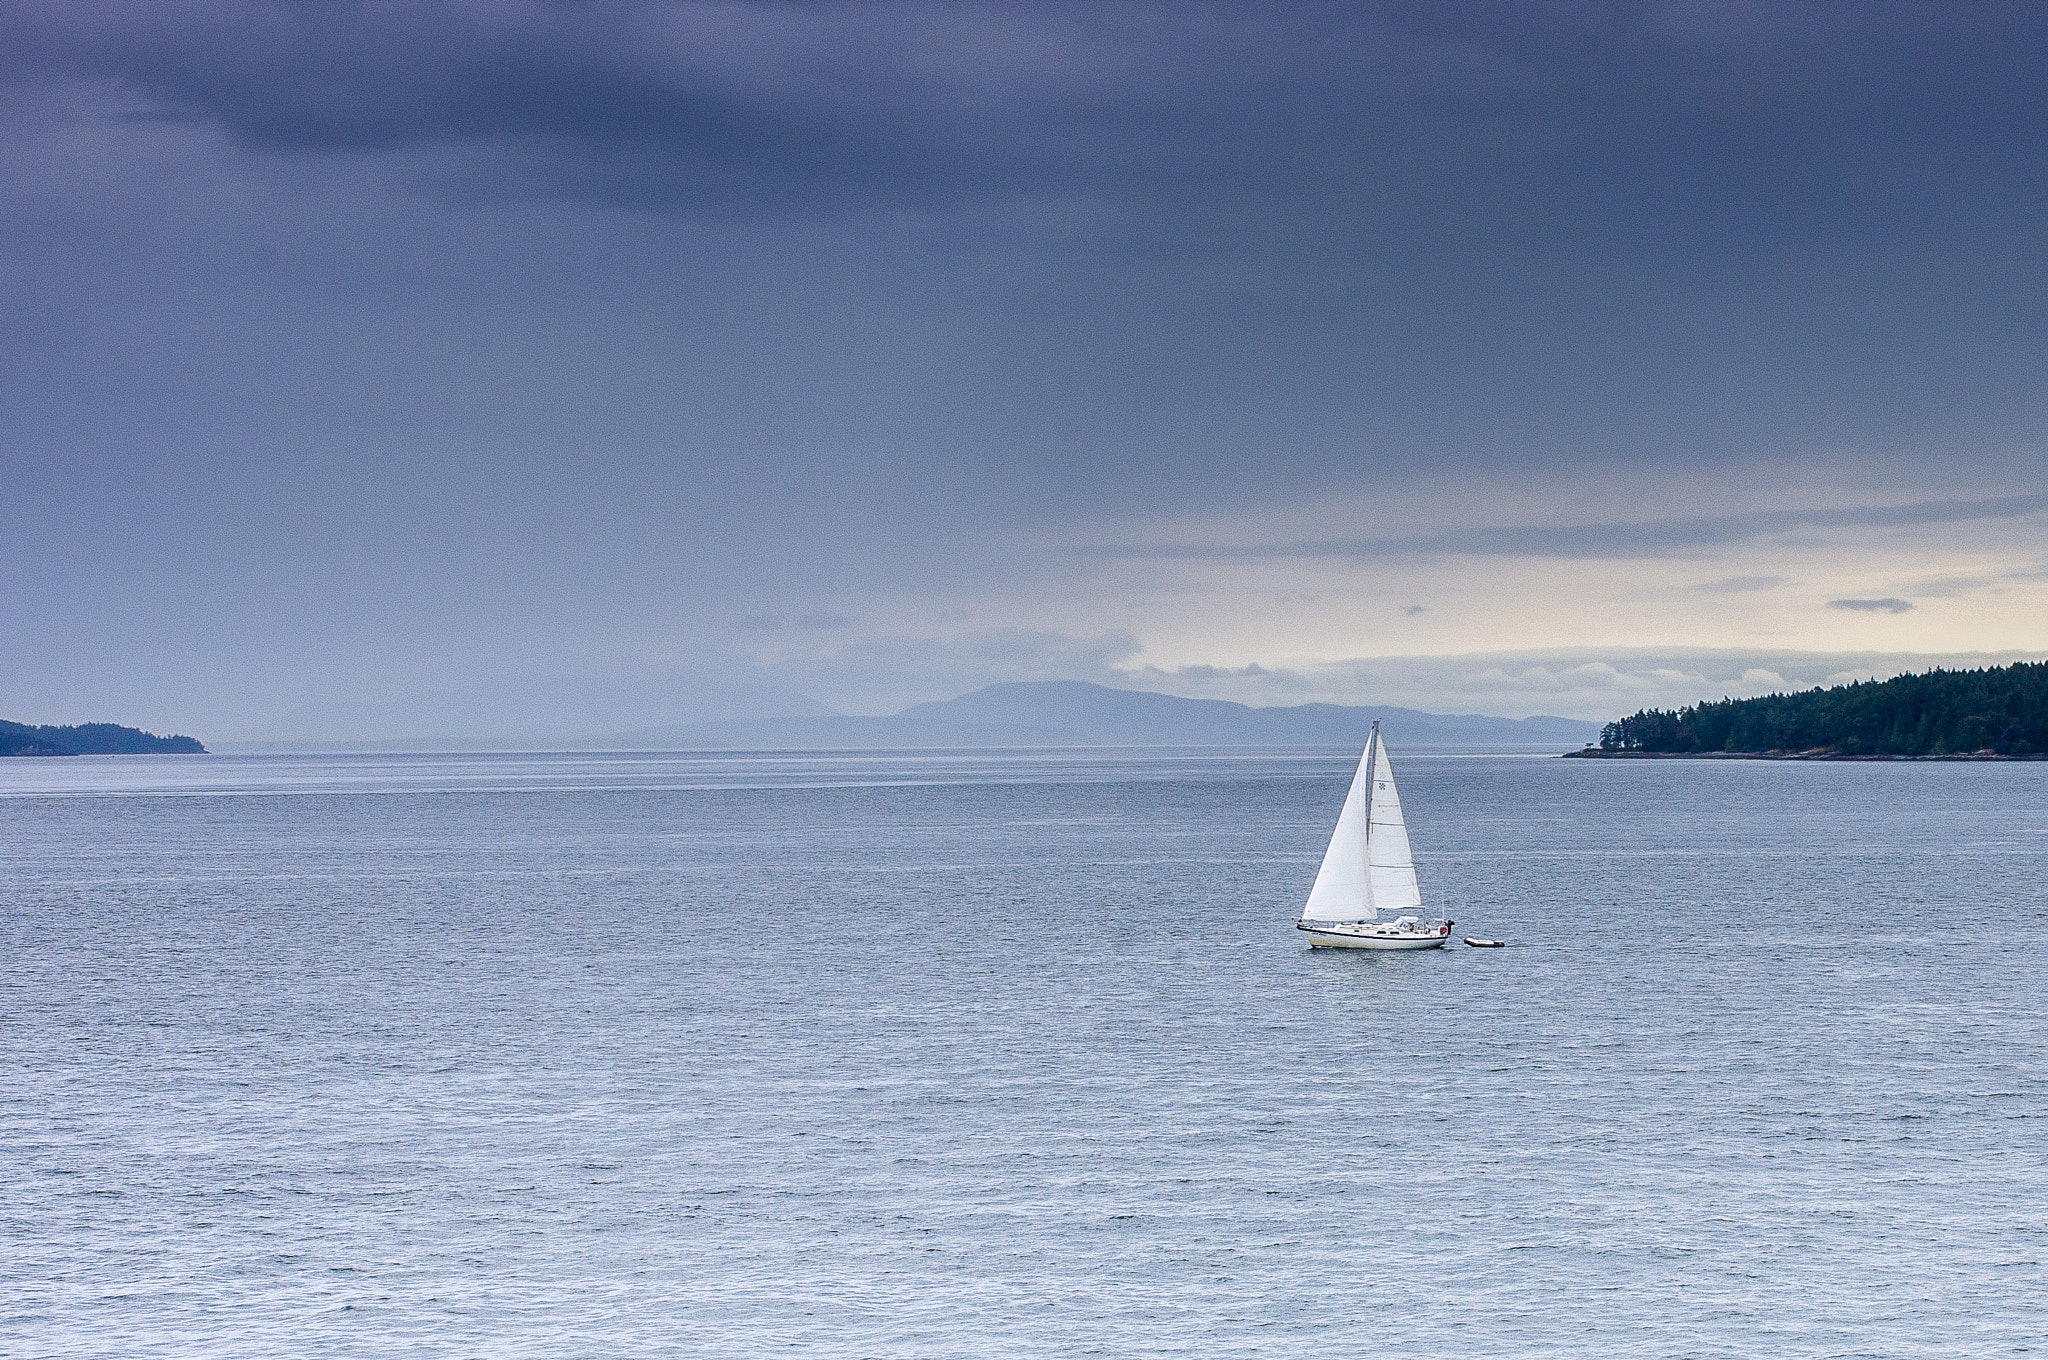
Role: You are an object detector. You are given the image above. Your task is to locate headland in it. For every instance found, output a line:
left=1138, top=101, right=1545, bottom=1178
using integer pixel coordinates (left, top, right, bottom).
left=1567, top=662, right=2046, bottom=760
left=1, top=720, right=207, bottom=756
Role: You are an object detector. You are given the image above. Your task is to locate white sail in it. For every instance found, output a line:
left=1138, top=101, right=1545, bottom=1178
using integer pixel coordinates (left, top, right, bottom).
left=1364, top=736, right=1422, bottom=913
left=1300, top=729, right=1377, bottom=923
left=1300, top=724, right=1423, bottom=923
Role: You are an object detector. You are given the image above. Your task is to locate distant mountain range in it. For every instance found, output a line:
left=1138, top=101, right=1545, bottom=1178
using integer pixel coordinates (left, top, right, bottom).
left=596, top=681, right=1599, bottom=750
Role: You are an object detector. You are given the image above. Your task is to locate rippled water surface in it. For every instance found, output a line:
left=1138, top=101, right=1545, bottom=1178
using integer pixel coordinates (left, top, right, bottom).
left=5, top=749, right=2046, bottom=1357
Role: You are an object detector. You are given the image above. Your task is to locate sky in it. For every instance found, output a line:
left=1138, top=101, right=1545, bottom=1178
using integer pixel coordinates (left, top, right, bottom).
left=4, top=0, right=2046, bottom=742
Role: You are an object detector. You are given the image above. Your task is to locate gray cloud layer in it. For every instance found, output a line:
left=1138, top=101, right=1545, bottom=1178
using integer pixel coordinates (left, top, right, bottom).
left=1094, top=493, right=2048, bottom=562
left=12, top=2, right=2045, bottom=510
left=4, top=3, right=2046, bottom=735
left=18, top=1, right=2045, bottom=228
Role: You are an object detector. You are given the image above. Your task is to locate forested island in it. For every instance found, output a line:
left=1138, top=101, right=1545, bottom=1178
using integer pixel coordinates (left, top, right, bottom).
left=1572, top=662, right=2048, bottom=759
left=1, top=719, right=207, bottom=756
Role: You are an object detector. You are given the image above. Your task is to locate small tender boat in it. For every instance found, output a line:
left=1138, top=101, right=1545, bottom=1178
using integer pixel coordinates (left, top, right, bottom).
left=1463, top=937, right=1504, bottom=948
left=1296, top=722, right=1452, bottom=950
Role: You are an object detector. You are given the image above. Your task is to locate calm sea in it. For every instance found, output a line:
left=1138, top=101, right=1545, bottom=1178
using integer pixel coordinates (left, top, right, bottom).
left=4, top=749, right=2045, bottom=1358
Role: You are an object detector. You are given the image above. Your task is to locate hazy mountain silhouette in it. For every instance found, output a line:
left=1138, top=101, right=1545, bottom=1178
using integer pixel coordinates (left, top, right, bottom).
left=598, top=681, right=1597, bottom=749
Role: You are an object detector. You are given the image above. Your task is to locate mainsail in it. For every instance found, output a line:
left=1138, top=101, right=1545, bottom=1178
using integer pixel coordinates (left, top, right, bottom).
left=1299, top=723, right=1421, bottom=923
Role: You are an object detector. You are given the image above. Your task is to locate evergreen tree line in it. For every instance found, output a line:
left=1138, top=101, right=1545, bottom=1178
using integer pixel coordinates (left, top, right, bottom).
left=1596, top=662, right=2048, bottom=757
left=0, top=719, right=206, bottom=756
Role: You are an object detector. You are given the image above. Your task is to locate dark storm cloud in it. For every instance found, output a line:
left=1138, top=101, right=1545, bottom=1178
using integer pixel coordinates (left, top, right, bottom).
left=14, top=0, right=2046, bottom=500
left=1093, top=493, right=2048, bottom=563
left=12, top=0, right=2048, bottom=241
left=7, top=0, right=1151, bottom=210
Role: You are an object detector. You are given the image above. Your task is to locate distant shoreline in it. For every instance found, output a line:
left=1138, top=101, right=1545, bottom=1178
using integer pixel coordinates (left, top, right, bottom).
left=1587, top=662, right=2045, bottom=760
left=1, top=719, right=207, bottom=756
left=1565, top=748, right=2046, bottom=762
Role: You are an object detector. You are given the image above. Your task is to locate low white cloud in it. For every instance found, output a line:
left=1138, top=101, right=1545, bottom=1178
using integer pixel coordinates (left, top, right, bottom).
left=1116, top=647, right=2048, bottom=721
left=1463, top=662, right=1674, bottom=695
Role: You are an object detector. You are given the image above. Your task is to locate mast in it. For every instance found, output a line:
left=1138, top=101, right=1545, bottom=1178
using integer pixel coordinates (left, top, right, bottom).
left=1362, top=721, right=1380, bottom=917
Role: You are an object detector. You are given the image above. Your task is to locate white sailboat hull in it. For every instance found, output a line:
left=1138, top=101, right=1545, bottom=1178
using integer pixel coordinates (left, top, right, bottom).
left=1299, top=923, right=1450, bottom=951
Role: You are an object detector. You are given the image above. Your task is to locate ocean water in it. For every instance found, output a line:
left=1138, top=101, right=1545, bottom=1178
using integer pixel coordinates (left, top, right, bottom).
left=4, top=748, right=2046, bottom=1358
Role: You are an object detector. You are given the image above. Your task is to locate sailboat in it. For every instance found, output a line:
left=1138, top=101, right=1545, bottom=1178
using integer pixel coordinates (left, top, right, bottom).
left=1296, top=721, right=1452, bottom=950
